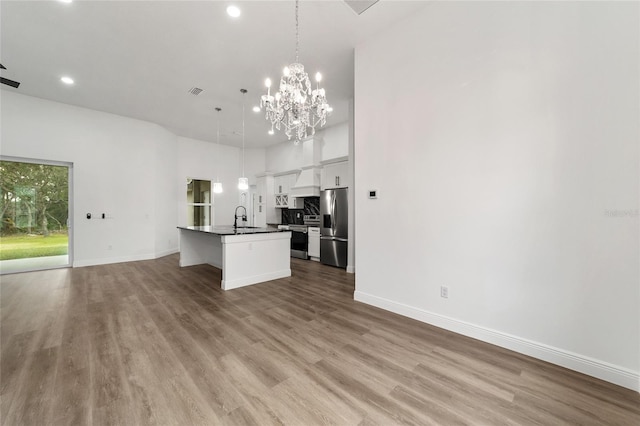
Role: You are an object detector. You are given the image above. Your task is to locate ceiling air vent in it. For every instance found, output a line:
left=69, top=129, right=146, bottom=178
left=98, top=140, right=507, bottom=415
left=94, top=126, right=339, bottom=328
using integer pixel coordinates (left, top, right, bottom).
left=344, top=0, right=379, bottom=15
left=188, top=87, right=203, bottom=96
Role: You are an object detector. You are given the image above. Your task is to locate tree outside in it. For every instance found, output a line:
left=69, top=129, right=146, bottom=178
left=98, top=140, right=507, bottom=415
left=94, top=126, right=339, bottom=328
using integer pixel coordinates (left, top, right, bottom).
left=0, top=161, right=69, bottom=260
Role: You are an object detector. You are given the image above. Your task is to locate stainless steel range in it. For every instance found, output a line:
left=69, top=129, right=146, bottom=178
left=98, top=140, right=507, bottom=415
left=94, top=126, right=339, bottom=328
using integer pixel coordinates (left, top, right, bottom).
left=303, top=214, right=320, bottom=227
left=278, top=214, right=320, bottom=259
left=288, top=224, right=308, bottom=259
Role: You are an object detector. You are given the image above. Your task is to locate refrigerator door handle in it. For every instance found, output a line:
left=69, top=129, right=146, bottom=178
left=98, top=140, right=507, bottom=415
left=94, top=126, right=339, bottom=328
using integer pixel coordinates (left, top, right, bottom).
left=320, top=236, right=348, bottom=242
left=331, top=191, right=336, bottom=232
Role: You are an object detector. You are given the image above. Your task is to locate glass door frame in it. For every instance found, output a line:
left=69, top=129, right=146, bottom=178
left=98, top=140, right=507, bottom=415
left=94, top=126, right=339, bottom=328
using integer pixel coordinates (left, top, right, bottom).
left=186, top=177, right=212, bottom=227
left=0, top=155, right=73, bottom=273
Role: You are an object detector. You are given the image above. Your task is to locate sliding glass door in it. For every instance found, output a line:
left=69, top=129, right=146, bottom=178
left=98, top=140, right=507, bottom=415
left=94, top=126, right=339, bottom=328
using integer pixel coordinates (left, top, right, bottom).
left=0, top=157, right=72, bottom=274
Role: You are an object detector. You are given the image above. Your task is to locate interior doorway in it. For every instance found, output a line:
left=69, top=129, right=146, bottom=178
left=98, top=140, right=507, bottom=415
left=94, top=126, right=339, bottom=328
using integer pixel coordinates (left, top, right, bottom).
left=0, top=157, right=73, bottom=274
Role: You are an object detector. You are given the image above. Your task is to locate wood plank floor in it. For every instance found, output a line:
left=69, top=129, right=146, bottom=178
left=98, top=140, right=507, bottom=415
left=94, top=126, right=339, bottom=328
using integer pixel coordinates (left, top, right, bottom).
left=1, top=254, right=639, bottom=425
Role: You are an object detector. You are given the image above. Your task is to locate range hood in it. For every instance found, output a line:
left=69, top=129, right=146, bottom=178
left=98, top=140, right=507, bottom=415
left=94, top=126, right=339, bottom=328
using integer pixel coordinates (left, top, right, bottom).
left=290, top=166, right=321, bottom=198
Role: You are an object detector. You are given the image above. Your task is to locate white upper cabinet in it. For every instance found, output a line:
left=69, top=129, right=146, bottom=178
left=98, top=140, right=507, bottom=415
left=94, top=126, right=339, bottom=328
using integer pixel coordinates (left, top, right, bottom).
left=274, top=173, right=297, bottom=195
left=274, top=175, right=286, bottom=195
left=321, top=161, right=349, bottom=190
left=287, top=196, right=304, bottom=209
left=274, top=172, right=300, bottom=208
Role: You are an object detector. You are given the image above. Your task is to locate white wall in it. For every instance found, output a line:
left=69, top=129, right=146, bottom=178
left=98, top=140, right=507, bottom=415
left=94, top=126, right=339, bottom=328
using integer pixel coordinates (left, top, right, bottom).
left=1, top=91, right=178, bottom=266
left=354, top=2, right=639, bottom=390
left=1, top=91, right=261, bottom=265
left=154, top=127, right=179, bottom=257
left=265, top=139, right=306, bottom=173
left=319, top=122, right=349, bottom=162
left=243, top=148, right=266, bottom=186
left=176, top=137, right=265, bottom=227
left=265, top=122, right=349, bottom=173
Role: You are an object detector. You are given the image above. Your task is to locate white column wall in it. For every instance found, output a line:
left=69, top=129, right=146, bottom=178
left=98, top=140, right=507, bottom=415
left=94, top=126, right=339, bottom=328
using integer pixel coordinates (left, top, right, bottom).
left=265, top=139, right=306, bottom=173
left=354, top=2, right=639, bottom=390
left=154, top=127, right=179, bottom=257
left=319, top=122, right=349, bottom=162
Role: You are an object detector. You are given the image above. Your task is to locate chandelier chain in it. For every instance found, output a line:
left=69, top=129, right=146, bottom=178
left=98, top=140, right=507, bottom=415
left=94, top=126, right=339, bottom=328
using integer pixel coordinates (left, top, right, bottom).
left=295, top=0, right=299, bottom=63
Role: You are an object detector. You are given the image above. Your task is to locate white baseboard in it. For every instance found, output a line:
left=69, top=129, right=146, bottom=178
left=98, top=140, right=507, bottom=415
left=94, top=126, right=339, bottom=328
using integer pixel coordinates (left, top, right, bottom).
left=354, top=290, right=640, bottom=392
left=73, top=248, right=178, bottom=268
left=74, top=253, right=155, bottom=267
left=155, top=247, right=179, bottom=258
left=346, top=264, right=355, bottom=274
left=222, top=269, right=291, bottom=290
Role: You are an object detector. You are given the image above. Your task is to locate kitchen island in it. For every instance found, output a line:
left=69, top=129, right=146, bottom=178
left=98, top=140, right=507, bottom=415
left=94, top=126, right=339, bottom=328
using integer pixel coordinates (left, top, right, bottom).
left=177, top=226, right=291, bottom=290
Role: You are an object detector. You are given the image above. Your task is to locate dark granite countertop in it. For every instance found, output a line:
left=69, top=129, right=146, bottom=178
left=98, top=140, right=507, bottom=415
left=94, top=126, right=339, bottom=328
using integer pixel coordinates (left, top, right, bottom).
left=177, top=226, right=289, bottom=236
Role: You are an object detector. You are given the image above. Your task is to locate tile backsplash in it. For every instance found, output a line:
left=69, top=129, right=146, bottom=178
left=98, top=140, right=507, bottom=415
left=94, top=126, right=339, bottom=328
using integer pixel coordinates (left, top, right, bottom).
left=304, top=197, right=320, bottom=215
left=281, top=197, right=320, bottom=224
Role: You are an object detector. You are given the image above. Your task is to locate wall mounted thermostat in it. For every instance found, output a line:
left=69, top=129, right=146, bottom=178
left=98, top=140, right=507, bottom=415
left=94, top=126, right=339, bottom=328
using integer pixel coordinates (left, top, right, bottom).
left=369, top=190, right=377, bottom=199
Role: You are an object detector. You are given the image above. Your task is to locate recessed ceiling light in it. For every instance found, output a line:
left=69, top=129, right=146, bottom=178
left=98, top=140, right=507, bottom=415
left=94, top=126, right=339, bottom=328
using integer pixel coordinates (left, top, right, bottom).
left=268, top=129, right=274, bottom=135
left=226, top=5, right=241, bottom=18
left=252, top=106, right=261, bottom=113
left=58, top=0, right=73, bottom=3
left=60, top=76, right=74, bottom=85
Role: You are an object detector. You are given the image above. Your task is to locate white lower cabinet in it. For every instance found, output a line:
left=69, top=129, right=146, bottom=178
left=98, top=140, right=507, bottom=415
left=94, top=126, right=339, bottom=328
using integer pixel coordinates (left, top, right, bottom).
left=308, top=227, right=320, bottom=260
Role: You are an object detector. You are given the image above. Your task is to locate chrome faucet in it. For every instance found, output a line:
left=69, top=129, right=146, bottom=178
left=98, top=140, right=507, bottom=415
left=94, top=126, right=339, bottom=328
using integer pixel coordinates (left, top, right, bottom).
left=234, top=205, right=247, bottom=229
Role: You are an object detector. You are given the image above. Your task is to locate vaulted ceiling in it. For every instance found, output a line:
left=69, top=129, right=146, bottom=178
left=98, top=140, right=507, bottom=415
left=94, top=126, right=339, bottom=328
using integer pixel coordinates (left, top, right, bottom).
left=1, top=0, right=430, bottom=148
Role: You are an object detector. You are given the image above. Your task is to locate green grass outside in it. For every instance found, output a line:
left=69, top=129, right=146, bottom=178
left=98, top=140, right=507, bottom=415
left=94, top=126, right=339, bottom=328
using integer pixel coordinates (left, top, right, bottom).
left=0, top=233, right=69, bottom=260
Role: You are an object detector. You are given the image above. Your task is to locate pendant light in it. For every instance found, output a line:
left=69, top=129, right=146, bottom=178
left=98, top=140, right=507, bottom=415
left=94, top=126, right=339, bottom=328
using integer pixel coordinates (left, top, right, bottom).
left=238, top=88, right=249, bottom=191
left=213, top=107, right=223, bottom=194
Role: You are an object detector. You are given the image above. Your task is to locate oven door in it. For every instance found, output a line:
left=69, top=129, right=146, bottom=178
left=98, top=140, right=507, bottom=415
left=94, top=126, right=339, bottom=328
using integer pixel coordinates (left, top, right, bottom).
left=291, top=229, right=309, bottom=259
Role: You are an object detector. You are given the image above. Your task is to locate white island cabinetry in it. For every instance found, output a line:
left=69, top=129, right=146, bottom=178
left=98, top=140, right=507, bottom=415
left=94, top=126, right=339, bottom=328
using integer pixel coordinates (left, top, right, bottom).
left=178, top=226, right=291, bottom=290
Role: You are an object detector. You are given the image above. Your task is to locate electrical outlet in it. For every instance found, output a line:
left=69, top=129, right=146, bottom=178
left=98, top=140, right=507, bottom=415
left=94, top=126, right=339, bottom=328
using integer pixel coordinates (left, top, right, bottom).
left=108, top=245, right=113, bottom=250
left=440, top=286, right=449, bottom=298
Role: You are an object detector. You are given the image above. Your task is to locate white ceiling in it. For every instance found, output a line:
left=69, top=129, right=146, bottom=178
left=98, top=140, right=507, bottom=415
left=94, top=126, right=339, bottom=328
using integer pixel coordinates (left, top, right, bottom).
left=0, top=0, right=430, bottom=149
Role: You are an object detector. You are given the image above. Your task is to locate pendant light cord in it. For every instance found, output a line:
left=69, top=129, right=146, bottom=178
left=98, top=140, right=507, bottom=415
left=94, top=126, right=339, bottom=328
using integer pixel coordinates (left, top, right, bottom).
left=241, top=89, right=246, bottom=177
left=215, top=107, right=221, bottom=182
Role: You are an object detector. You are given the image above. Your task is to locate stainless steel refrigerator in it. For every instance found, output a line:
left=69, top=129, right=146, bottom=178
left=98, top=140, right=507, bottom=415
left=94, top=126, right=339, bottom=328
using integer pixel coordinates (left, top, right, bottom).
left=320, top=188, right=348, bottom=268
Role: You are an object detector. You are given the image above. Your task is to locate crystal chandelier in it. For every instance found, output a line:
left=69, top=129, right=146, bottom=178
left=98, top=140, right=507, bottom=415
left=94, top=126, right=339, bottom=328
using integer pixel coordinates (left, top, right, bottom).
left=261, top=0, right=330, bottom=143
